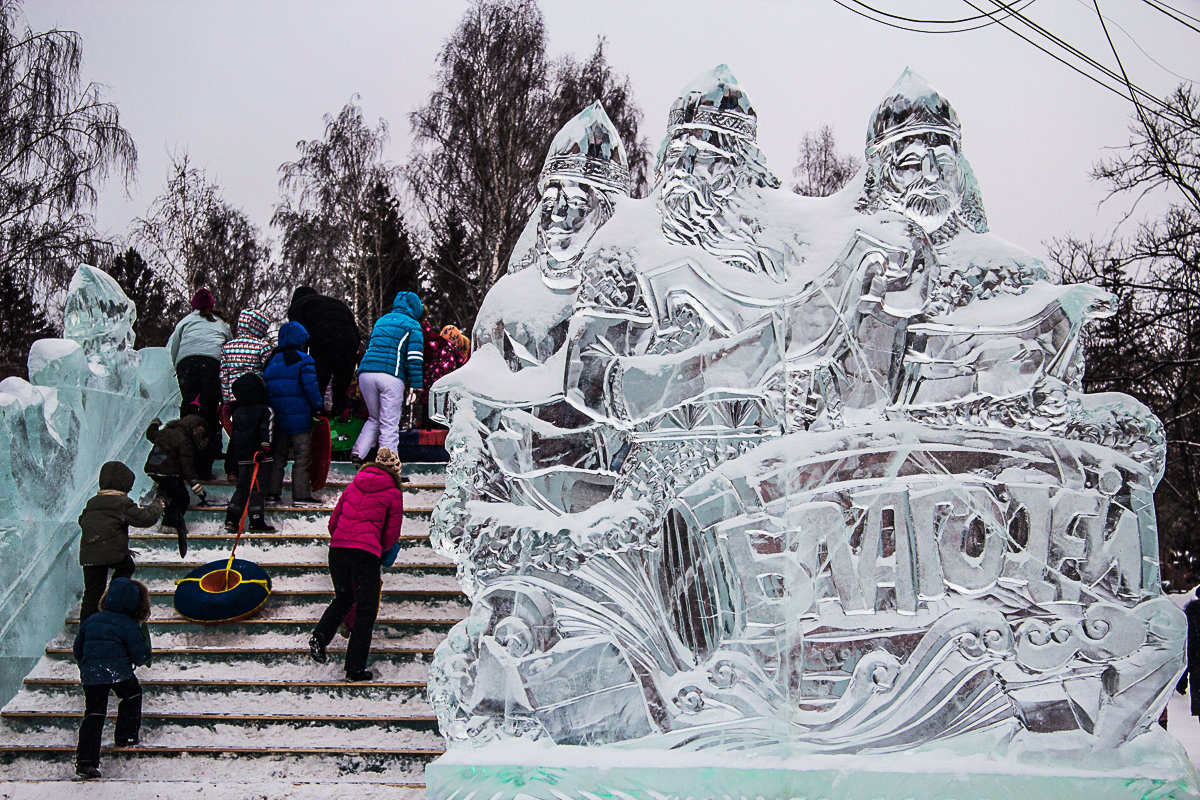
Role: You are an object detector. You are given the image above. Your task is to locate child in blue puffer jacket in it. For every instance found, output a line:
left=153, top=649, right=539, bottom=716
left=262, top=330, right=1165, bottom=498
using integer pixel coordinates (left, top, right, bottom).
left=72, top=577, right=152, bottom=780
left=263, top=320, right=324, bottom=506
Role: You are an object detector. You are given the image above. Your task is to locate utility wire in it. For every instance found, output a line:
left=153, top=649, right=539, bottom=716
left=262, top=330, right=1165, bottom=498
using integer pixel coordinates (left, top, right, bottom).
left=830, top=0, right=1036, bottom=33
left=1077, top=0, right=1198, bottom=83
left=975, top=0, right=1174, bottom=114
left=841, top=0, right=1037, bottom=26
left=961, top=0, right=1183, bottom=121
left=1140, top=0, right=1200, bottom=35
left=1093, top=0, right=1200, bottom=215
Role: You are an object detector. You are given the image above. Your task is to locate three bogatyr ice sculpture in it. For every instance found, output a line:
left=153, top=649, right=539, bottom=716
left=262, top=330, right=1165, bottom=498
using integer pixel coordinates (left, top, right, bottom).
left=427, top=67, right=1179, bottom=756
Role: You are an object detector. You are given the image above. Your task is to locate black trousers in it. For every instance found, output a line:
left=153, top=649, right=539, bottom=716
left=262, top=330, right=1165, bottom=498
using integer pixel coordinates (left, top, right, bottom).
left=309, top=340, right=358, bottom=417
left=76, top=675, right=142, bottom=769
left=313, top=547, right=381, bottom=674
left=176, top=355, right=222, bottom=477
left=80, top=554, right=136, bottom=623
left=226, top=461, right=266, bottom=526
left=153, top=475, right=190, bottom=535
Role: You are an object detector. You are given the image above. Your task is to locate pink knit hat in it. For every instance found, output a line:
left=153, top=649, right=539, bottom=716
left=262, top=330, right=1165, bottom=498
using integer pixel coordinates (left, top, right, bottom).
left=190, top=287, right=215, bottom=311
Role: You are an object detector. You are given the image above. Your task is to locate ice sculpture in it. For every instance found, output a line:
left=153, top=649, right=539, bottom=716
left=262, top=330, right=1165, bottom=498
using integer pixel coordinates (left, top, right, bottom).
left=0, top=265, right=177, bottom=706
left=426, top=70, right=1197, bottom=798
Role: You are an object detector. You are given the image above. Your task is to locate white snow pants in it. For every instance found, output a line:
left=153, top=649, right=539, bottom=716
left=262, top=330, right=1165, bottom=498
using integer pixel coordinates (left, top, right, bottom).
left=353, top=371, right=406, bottom=460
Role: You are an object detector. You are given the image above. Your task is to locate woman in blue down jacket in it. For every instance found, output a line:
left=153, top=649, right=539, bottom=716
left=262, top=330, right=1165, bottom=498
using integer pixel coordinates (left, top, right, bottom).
left=263, top=321, right=324, bottom=505
left=351, top=291, right=424, bottom=464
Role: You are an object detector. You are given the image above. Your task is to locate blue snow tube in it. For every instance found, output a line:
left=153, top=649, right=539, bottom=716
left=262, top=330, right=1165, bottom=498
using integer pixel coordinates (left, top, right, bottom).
left=174, top=558, right=272, bottom=624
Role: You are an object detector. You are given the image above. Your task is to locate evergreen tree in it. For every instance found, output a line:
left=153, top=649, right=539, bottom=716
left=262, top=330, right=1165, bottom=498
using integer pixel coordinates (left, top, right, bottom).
left=422, top=207, right=478, bottom=329
left=0, top=262, right=55, bottom=379
left=357, top=179, right=421, bottom=325
left=104, top=247, right=184, bottom=348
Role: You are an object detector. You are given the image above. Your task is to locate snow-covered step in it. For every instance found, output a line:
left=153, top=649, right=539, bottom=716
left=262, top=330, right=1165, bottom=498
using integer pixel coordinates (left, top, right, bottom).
left=0, top=715, right=444, bottom=748
left=0, top=748, right=438, bottom=787
left=120, top=563, right=457, bottom=590
left=25, top=650, right=435, bottom=684
left=0, top=778, right=427, bottom=800
left=131, top=519, right=436, bottom=544
left=49, top=620, right=457, bottom=652
left=105, top=591, right=466, bottom=618
left=198, top=487, right=445, bottom=508
left=14, top=681, right=431, bottom=716
left=0, top=462, right=453, bottom=791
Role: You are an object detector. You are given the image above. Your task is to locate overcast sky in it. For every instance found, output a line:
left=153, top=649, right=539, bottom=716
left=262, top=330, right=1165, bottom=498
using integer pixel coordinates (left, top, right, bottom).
left=21, top=0, right=1200, bottom=266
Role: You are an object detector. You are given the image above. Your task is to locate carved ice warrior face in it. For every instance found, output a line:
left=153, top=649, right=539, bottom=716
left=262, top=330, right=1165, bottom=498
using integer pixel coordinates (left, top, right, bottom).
left=658, top=131, right=748, bottom=245
left=539, top=179, right=608, bottom=267
left=881, top=131, right=962, bottom=233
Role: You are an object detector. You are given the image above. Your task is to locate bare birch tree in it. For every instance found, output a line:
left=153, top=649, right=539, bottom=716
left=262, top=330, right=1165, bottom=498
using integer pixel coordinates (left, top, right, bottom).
left=273, top=98, right=402, bottom=325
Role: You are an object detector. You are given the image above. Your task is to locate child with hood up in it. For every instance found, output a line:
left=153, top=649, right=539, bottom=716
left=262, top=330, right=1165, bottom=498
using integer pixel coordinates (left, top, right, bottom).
left=78, top=462, right=163, bottom=622
left=219, top=308, right=274, bottom=470
left=225, top=372, right=276, bottom=533
left=144, top=415, right=210, bottom=557
left=72, top=577, right=152, bottom=781
left=263, top=320, right=324, bottom=506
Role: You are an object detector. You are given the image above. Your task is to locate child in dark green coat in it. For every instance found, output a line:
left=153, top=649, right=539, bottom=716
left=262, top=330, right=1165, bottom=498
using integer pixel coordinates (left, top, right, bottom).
left=77, top=462, right=163, bottom=622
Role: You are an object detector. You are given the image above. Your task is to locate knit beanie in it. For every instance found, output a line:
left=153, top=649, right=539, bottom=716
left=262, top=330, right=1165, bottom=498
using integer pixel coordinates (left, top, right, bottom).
left=375, top=447, right=401, bottom=472
left=441, top=325, right=470, bottom=357
left=190, top=287, right=215, bottom=311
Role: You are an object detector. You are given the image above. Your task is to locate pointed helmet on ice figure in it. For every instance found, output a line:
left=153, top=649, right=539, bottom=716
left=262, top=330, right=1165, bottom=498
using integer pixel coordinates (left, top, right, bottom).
left=654, top=65, right=789, bottom=281
left=525, top=102, right=630, bottom=288
left=653, top=64, right=779, bottom=188
left=538, top=101, right=631, bottom=196
left=858, top=68, right=988, bottom=242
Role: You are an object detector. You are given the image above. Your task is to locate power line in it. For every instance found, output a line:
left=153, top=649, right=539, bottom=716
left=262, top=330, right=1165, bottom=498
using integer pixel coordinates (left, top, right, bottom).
left=838, top=0, right=1187, bottom=123
left=1077, top=0, right=1198, bottom=83
left=1094, top=0, right=1200, bottom=216
left=1140, top=0, right=1200, bottom=35
left=842, top=0, right=1038, bottom=26
left=964, top=0, right=1183, bottom=121
left=830, top=0, right=1037, bottom=34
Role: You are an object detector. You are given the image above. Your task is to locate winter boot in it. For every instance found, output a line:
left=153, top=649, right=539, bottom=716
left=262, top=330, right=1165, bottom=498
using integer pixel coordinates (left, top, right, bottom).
left=248, top=517, right=276, bottom=533
left=73, top=766, right=101, bottom=781
left=345, top=669, right=374, bottom=682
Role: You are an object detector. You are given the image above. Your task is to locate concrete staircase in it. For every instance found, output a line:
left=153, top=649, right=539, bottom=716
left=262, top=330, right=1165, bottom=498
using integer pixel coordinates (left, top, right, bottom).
left=0, top=462, right=458, bottom=798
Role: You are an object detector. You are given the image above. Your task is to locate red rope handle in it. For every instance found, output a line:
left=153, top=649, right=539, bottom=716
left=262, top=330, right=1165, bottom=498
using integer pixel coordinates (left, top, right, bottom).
left=226, top=450, right=266, bottom=570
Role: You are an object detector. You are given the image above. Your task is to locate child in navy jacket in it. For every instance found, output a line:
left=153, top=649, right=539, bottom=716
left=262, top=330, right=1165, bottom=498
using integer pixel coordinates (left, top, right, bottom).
left=263, top=320, right=323, bottom=506
left=72, top=577, right=152, bottom=780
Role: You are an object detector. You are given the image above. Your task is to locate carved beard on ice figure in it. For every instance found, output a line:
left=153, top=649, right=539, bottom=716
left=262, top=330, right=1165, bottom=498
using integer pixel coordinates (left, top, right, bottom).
left=878, top=132, right=963, bottom=235
left=656, top=130, right=784, bottom=280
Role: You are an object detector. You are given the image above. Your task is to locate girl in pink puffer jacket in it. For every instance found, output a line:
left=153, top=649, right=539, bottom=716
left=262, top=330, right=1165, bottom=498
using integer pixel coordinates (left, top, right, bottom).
left=308, top=448, right=404, bottom=681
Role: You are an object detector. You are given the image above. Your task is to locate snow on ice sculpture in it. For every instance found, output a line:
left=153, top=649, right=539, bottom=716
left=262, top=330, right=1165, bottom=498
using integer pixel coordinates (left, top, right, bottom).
left=426, top=67, right=1194, bottom=798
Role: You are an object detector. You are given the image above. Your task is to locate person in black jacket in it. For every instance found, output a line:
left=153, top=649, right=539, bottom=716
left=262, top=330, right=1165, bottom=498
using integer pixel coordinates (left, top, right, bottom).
left=77, top=462, right=163, bottom=622
left=225, top=372, right=276, bottom=533
left=288, top=286, right=361, bottom=417
left=73, top=577, right=152, bottom=780
left=1178, top=587, right=1200, bottom=718
left=144, top=415, right=210, bottom=556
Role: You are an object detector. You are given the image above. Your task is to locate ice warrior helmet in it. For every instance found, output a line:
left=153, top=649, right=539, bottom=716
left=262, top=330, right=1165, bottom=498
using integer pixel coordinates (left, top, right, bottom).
left=539, top=101, right=631, bottom=196
left=654, top=64, right=776, bottom=186
left=859, top=68, right=987, bottom=241
left=527, top=102, right=630, bottom=288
